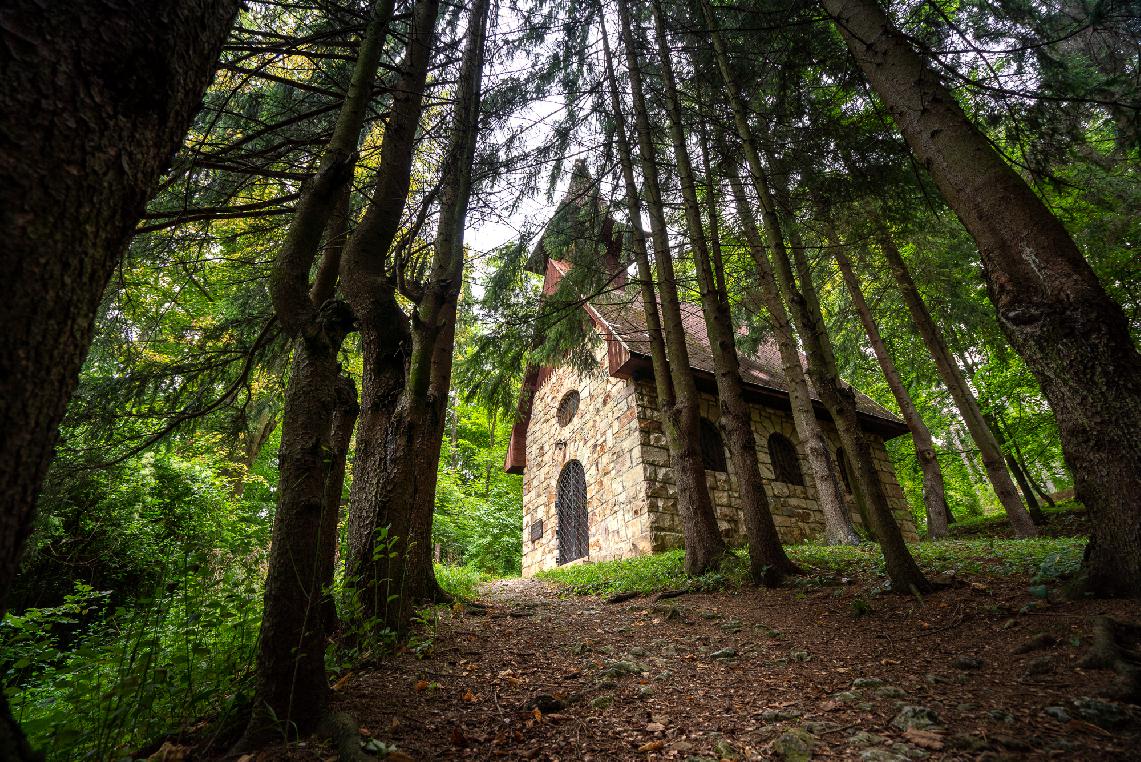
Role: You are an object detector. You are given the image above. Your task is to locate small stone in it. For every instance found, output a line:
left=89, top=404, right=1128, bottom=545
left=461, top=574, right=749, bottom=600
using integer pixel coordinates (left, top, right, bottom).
left=956, top=703, right=976, bottom=712
left=713, top=738, right=739, bottom=759
left=1044, top=706, right=1070, bottom=722
left=652, top=670, right=673, bottom=682
left=891, top=706, right=942, bottom=731
left=638, top=686, right=655, bottom=698
left=852, top=677, right=884, bottom=688
left=771, top=728, right=815, bottom=761
left=875, top=686, right=907, bottom=699
left=590, top=695, right=613, bottom=709
left=891, top=741, right=929, bottom=759
left=859, top=751, right=908, bottom=762
left=1072, top=696, right=1129, bottom=729
left=831, top=691, right=860, bottom=702
left=599, top=659, right=648, bottom=677
left=924, top=673, right=949, bottom=685
left=951, top=655, right=983, bottom=670
left=628, top=646, right=648, bottom=657
left=849, top=731, right=885, bottom=747
left=711, top=647, right=738, bottom=660
left=720, top=618, right=743, bottom=633
left=987, top=709, right=1014, bottom=724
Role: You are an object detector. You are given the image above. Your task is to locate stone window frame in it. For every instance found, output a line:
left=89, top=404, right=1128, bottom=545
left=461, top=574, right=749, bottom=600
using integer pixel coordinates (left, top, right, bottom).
left=556, top=389, right=580, bottom=426
left=699, top=417, right=727, bottom=472
left=767, top=432, right=806, bottom=486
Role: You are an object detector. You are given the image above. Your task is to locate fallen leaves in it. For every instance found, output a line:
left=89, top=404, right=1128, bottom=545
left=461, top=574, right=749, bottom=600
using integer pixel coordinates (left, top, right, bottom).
left=904, top=728, right=945, bottom=750
left=637, top=739, right=665, bottom=752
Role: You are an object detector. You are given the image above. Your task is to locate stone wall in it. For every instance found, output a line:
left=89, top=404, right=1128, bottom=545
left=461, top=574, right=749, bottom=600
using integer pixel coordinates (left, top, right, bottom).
left=520, top=359, right=652, bottom=576
left=635, top=382, right=918, bottom=548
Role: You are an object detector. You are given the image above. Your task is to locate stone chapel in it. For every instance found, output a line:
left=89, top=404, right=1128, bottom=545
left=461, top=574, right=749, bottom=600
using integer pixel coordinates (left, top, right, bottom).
left=505, top=165, right=918, bottom=577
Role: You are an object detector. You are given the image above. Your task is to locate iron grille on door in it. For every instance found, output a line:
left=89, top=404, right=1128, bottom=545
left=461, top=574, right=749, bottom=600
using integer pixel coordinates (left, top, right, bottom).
left=556, top=460, right=588, bottom=564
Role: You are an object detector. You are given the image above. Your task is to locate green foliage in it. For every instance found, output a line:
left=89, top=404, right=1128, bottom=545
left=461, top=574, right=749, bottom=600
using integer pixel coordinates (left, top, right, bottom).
left=434, top=564, right=492, bottom=601
left=432, top=399, right=523, bottom=576
left=4, top=441, right=268, bottom=759
left=540, top=535, right=1086, bottom=598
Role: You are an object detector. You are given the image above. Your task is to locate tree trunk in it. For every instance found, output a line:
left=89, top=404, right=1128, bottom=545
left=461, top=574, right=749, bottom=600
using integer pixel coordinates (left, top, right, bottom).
left=614, top=0, right=728, bottom=575
left=241, top=5, right=391, bottom=744
left=823, top=0, right=1141, bottom=596
left=240, top=311, right=354, bottom=746
left=320, top=374, right=359, bottom=633
left=650, top=1, right=796, bottom=585
left=341, top=0, right=440, bottom=626
left=873, top=220, right=1037, bottom=537
left=697, top=0, right=926, bottom=585
left=829, top=234, right=950, bottom=539
left=725, top=174, right=863, bottom=549
left=0, top=2, right=239, bottom=755
left=345, top=0, right=487, bottom=631
left=984, top=412, right=1046, bottom=524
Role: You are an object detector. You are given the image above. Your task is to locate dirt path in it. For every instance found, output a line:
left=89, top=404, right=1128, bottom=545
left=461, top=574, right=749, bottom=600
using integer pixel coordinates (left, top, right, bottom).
left=314, top=575, right=1139, bottom=760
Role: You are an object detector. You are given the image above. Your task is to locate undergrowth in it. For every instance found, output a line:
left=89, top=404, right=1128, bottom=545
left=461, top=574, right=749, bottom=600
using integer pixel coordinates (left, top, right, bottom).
left=539, top=536, right=1086, bottom=598
left=435, top=564, right=493, bottom=601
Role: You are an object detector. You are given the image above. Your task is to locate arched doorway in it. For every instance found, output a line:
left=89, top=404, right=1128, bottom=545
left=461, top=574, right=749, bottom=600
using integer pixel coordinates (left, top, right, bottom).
left=556, top=460, right=588, bottom=564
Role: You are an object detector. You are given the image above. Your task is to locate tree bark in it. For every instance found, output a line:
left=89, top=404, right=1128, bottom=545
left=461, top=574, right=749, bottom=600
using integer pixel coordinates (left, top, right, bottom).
left=341, top=0, right=441, bottom=626
left=699, top=0, right=861, bottom=549
left=241, top=5, right=391, bottom=744
left=321, top=374, right=360, bottom=633
left=873, top=220, right=1037, bottom=537
left=724, top=167, right=862, bottom=548
left=649, top=0, right=796, bottom=585
left=829, top=234, right=951, bottom=539
left=614, top=0, right=728, bottom=575
left=0, top=2, right=240, bottom=756
left=344, top=0, right=491, bottom=632
left=697, top=0, right=925, bottom=585
left=823, top=0, right=1141, bottom=596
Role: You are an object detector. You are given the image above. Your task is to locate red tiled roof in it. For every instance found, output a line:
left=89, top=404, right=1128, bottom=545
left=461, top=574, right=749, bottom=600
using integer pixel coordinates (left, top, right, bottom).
left=587, top=294, right=906, bottom=428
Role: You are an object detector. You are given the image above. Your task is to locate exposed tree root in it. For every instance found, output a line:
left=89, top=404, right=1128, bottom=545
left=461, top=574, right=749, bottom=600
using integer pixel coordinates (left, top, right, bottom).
left=1080, top=616, right=1141, bottom=703
left=318, top=710, right=374, bottom=761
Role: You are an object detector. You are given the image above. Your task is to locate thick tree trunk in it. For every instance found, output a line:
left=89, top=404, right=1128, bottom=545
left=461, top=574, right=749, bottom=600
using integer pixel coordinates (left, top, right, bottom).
left=340, top=0, right=440, bottom=625
left=345, top=0, right=486, bottom=631
left=723, top=168, right=861, bottom=548
left=874, top=221, right=1037, bottom=537
left=242, top=6, right=392, bottom=744
left=650, top=2, right=796, bottom=584
left=614, top=0, right=728, bottom=574
left=320, top=374, right=359, bottom=633
left=824, top=0, right=1141, bottom=596
left=240, top=312, right=354, bottom=746
left=0, top=2, right=239, bottom=756
left=830, top=236, right=950, bottom=539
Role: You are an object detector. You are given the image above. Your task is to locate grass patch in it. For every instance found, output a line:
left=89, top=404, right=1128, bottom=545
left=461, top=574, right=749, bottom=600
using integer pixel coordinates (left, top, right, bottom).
left=538, top=536, right=1086, bottom=598
left=947, top=500, right=1084, bottom=537
left=435, top=564, right=493, bottom=600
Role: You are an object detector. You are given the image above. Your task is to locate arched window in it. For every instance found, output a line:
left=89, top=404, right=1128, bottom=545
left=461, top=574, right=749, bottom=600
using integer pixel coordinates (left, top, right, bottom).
left=557, top=390, right=580, bottom=426
left=556, top=460, right=588, bottom=564
left=768, top=432, right=805, bottom=486
left=835, top=447, right=853, bottom=493
left=699, top=417, right=727, bottom=472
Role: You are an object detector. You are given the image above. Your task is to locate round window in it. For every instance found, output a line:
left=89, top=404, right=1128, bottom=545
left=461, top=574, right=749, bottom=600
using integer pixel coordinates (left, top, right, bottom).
left=557, top=390, right=580, bottom=426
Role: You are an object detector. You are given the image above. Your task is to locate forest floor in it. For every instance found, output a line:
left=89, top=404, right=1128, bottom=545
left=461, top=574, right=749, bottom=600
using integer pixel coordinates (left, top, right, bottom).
left=255, top=515, right=1140, bottom=761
